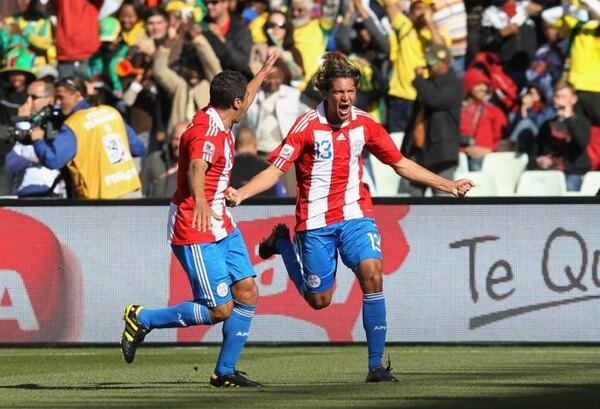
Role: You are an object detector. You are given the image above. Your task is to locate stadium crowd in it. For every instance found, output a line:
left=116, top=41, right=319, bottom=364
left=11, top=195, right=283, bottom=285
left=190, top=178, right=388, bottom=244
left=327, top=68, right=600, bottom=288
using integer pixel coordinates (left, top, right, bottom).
left=0, top=0, right=599, bottom=198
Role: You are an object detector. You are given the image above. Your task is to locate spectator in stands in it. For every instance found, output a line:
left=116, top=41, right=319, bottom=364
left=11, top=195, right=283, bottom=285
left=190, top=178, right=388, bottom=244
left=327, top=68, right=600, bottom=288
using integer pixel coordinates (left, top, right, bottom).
left=535, top=79, right=591, bottom=191
left=290, top=0, right=339, bottom=90
left=151, top=17, right=221, bottom=133
left=542, top=0, right=600, bottom=127
left=51, top=0, right=103, bottom=79
left=402, top=43, right=463, bottom=195
left=240, top=58, right=309, bottom=196
left=88, top=17, right=129, bottom=100
left=140, top=120, right=185, bottom=198
left=460, top=67, right=508, bottom=171
left=508, top=84, right=554, bottom=162
left=431, top=0, right=468, bottom=77
left=384, top=0, right=450, bottom=145
left=249, top=10, right=305, bottom=87
left=231, top=127, right=285, bottom=197
left=479, top=0, right=542, bottom=90
left=4, top=80, right=66, bottom=198
left=202, top=0, right=253, bottom=76
left=0, top=0, right=56, bottom=70
left=0, top=47, right=36, bottom=195
left=30, top=75, right=146, bottom=199
left=117, top=0, right=147, bottom=48
left=246, top=0, right=270, bottom=44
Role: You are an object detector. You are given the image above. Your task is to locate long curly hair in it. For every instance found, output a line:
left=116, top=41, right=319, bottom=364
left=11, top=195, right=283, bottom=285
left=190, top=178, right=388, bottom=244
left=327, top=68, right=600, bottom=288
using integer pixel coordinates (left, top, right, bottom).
left=312, top=52, right=361, bottom=95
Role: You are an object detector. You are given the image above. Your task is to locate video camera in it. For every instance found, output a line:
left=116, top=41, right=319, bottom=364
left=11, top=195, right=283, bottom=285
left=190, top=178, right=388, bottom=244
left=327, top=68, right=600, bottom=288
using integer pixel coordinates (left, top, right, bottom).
left=0, top=105, right=61, bottom=145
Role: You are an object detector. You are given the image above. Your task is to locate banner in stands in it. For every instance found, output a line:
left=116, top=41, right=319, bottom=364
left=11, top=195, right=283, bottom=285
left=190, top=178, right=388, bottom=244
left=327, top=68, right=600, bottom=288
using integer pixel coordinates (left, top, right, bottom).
left=1, top=204, right=599, bottom=344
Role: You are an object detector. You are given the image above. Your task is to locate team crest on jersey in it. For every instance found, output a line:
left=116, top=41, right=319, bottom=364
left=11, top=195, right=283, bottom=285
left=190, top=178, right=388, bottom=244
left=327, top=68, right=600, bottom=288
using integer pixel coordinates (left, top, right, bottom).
left=203, top=141, right=215, bottom=155
left=307, top=274, right=321, bottom=288
left=279, top=144, right=295, bottom=160
left=217, top=282, right=229, bottom=297
left=351, top=140, right=364, bottom=157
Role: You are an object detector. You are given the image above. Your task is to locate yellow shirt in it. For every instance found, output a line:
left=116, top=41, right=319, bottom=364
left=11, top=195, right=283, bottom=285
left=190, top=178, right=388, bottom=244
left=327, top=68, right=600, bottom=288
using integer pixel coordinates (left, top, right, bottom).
left=388, top=12, right=451, bottom=100
left=556, top=15, right=600, bottom=92
left=293, top=18, right=333, bottom=90
left=65, top=105, right=141, bottom=199
left=249, top=12, right=268, bottom=44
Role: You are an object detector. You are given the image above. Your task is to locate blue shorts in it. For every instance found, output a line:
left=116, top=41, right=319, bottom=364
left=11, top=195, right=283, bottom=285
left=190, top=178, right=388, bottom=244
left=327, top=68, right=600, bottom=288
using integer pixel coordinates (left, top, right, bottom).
left=171, top=228, right=256, bottom=308
left=295, top=218, right=382, bottom=294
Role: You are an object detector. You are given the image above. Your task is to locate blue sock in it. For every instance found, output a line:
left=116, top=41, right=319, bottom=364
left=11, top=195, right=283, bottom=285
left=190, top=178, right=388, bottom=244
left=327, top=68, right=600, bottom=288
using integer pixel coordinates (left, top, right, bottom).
left=214, top=301, right=256, bottom=376
left=137, top=301, right=213, bottom=330
left=363, top=292, right=387, bottom=371
left=276, top=237, right=306, bottom=295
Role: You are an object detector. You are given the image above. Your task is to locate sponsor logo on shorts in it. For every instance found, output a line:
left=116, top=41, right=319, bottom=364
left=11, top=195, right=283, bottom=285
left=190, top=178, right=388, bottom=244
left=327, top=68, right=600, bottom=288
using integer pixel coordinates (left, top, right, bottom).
left=217, top=282, right=229, bottom=297
left=307, top=274, right=321, bottom=288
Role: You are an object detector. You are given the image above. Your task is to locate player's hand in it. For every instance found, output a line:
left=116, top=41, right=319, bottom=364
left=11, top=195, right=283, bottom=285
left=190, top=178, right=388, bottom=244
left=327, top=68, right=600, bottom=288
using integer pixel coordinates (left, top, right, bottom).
left=192, top=198, right=221, bottom=232
left=453, top=178, right=475, bottom=197
left=225, top=187, right=240, bottom=207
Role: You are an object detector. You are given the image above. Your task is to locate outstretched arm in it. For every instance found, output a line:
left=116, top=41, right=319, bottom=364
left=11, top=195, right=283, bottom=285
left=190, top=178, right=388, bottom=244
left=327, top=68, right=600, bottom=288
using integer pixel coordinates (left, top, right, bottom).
left=391, top=157, right=474, bottom=197
left=226, top=164, right=285, bottom=205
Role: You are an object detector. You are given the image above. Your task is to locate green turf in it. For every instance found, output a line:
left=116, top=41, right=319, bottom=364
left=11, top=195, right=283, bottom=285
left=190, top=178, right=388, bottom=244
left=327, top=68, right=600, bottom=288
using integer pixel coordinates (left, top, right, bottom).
left=1, top=345, right=600, bottom=409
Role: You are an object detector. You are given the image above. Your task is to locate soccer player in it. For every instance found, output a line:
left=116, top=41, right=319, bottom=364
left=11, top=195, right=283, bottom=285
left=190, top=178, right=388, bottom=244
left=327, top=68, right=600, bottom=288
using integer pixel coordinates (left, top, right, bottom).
left=225, top=52, right=474, bottom=382
left=120, top=52, right=279, bottom=388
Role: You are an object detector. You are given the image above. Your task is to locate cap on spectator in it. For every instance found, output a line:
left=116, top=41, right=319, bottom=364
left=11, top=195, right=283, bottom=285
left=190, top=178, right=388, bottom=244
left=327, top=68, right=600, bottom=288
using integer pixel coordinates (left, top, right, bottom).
left=37, top=64, right=59, bottom=81
left=463, top=68, right=491, bottom=95
left=0, top=47, right=36, bottom=83
left=99, top=17, right=121, bottom=43
left=165, top=0, right=203, bottom=22
left=411, top=0, right=435, bottom=5
left=424, top=44, right=451, bottom=67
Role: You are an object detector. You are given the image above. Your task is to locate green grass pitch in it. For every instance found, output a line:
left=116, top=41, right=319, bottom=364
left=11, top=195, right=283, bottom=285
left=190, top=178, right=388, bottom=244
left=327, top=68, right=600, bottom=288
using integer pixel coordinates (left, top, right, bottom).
left=1, top=345, right=600, bottom=409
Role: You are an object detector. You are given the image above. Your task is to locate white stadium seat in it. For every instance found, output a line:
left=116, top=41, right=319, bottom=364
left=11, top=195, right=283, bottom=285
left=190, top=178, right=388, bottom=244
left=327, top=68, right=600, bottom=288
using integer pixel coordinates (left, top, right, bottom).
left=515, top=170, right=566, bottom=196
left=481, top=152, right=529, bottom=196
left=460, top=171, right=499, bottom=197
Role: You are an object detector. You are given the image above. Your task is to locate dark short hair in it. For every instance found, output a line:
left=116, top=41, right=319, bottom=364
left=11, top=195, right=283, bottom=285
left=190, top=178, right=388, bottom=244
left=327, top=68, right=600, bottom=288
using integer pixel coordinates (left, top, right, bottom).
left=56, top=75, right=88, bottom=98
left=209, top=70, right=248, bottom=109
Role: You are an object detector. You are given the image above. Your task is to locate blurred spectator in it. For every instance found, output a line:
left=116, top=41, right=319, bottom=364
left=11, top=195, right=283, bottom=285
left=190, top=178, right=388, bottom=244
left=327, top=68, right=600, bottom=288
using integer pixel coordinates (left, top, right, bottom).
left=536, top=79, right=591, bottom=191
left=431, top=0, right=468, bottom=77
left=202, top=0, right=253, bottom=76
left=402, top=44, right=463, bottom=195
left=460, top=67, right=508, bottom=171
left=30, top=75, right=146, bottom=199
left=246, top=0, right=270, bottom=44
left=231, top=126, right=285, bottom=197
left=290, top=0, right=339, bottom=90
left=117, top=0, right=147, bottom=47
left=51, top=0, right=104, bottom=79
left=250, top=10, right=305, bottom=86
left=384, top=0, right=450, bottom=142
left=4, top=80, right=66, bottom=197
left=508, top=84, right=554, bottom=162
left=0, top=0, right=56, bottom=70
left=479, top=0, right=542, bottom=90
left=140, top=120, right=185, bottom=198
left=151, top=18, right=222, bottom=133
left=240, top=58, right=310, bottom=196
left=526, top=17, right=567, bottom=103
left=0, top=47, right=36, bottom=194
left=88, top=17, right=129, bottom=99
left=542, top=0, right=600, bottom=127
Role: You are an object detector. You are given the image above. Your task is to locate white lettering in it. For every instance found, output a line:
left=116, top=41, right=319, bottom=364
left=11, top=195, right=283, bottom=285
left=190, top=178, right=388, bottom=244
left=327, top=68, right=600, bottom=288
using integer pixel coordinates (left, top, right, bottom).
left=104, top=168, right=138, bottom=186
left=0, top=270, right=39, bottom=330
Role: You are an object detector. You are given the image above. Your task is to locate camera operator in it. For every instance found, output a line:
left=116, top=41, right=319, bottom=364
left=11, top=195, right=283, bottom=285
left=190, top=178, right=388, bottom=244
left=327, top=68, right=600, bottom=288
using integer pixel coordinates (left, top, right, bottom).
left=4, top=80, right=66, bottom=198
left=31, top=75, right=147, bottom=199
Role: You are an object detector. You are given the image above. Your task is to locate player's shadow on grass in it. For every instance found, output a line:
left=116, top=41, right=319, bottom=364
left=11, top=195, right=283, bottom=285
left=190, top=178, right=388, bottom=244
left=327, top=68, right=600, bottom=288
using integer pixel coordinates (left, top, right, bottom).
left=0, top=381, right=198, bottom=391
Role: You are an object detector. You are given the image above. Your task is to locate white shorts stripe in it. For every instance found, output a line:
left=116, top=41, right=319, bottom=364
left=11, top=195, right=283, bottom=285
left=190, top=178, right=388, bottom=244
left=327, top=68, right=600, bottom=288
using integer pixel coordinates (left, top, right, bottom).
left=191, top=244, right=217, bottom=307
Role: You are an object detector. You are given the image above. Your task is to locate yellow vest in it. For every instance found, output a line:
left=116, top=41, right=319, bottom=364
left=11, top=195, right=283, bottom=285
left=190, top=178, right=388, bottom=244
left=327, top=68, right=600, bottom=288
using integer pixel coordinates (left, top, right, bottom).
left=65, top=105, right=141, bottom=199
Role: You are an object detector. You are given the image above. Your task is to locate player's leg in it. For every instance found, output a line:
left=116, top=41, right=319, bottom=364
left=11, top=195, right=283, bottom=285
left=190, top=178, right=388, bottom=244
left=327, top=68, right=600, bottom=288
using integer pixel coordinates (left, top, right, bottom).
left=210, top=228, right=262, bottom=387
left=339, top=218, right=398, bottom=383
left=121, top=242, right=232, bottom=364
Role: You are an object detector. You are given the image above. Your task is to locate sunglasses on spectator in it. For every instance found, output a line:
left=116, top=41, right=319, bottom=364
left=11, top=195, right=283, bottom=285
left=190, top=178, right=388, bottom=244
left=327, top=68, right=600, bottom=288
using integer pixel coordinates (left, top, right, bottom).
left=266, top=21, right=286, bottom=29
left=205, top=0, right=226, bottom=5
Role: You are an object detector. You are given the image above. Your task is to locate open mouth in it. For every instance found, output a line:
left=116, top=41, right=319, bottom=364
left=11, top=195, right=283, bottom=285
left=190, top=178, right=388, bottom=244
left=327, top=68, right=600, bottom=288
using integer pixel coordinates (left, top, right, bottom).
left=338, top=104, right=350, bottom=117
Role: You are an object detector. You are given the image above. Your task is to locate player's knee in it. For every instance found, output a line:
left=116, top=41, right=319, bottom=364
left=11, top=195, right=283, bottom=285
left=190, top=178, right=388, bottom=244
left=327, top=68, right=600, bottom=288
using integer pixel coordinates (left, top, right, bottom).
left=306, top=294, right=331, bottom=310
left=210, top=302, right=233, bottom=323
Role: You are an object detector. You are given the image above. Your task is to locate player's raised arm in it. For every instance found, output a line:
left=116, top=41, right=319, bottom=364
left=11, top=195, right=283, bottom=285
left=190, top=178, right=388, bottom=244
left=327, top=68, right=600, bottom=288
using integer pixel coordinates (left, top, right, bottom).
left=226, top=164, right=284, bottom=206
left=391, top=156, right=475, bottom=197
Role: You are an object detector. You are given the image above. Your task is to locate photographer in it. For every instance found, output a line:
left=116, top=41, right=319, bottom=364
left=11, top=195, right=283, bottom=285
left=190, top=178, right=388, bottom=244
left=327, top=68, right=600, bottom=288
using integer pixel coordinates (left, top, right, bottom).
left=4, top=80, right=66, bottom=198
left=31, top=75, right=146, bottom=199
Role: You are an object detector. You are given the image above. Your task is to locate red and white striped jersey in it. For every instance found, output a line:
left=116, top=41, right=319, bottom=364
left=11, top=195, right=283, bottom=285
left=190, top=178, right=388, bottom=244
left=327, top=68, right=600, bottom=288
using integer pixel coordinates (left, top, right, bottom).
left=168, top=107, right=236, bottom=245
left=268, top=102, right=403, bottom=231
